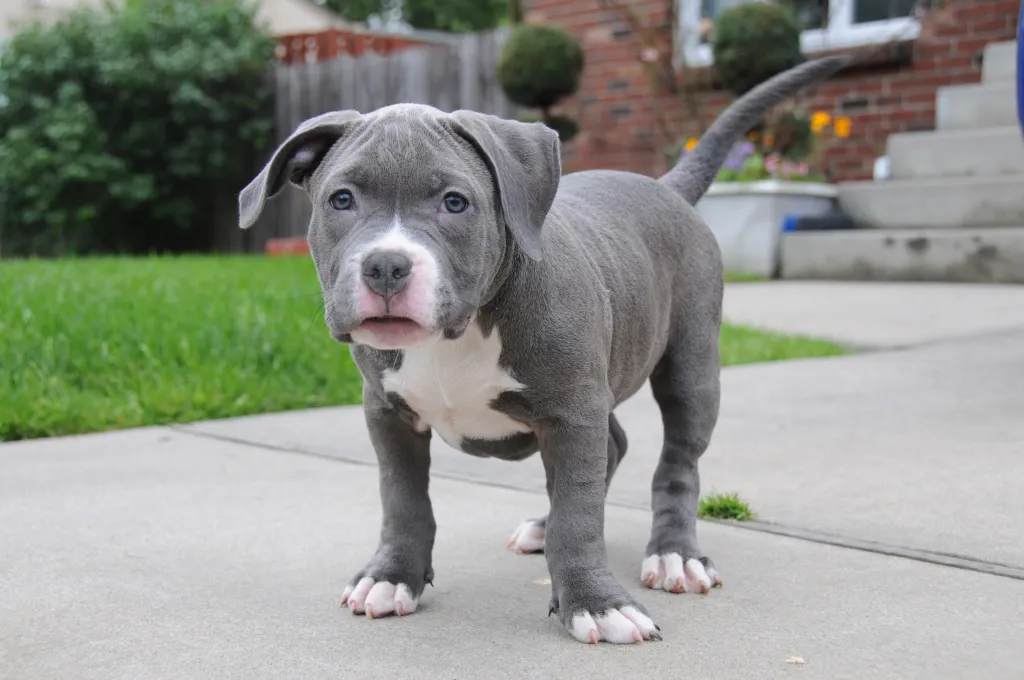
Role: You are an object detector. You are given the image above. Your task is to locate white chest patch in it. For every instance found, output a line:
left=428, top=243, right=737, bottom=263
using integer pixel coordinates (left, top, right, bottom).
left=380, top=322, right=532, bottom=450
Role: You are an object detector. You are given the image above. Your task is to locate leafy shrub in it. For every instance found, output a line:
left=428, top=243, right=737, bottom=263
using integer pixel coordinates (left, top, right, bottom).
left=497, top=24, right=583, bottom=141
left=711, top=3, right=803, bottom=97
left=0, top=0, right=276, bottom=256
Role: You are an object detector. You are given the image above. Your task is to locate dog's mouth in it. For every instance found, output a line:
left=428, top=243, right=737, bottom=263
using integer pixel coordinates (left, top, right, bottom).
left=359, top=316, right=425, bottom=334
left=364, top=315, right=417, bottom=325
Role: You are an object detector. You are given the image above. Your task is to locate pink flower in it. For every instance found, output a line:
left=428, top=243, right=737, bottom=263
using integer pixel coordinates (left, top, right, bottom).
left=796, top=163, right=809, bottom=175
left=781, top=160, right=795, bottom=177
left=764, top=152, right=780, bottom=175
left=640, top=48, right=659, bottom=62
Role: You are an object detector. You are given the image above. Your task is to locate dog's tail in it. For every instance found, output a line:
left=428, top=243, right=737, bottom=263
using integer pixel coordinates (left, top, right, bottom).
left=660, top=54, right=851, bottom=206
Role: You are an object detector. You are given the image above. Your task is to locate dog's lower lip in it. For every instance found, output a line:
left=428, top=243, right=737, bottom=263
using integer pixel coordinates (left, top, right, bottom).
left=358, top=317, right=427, bottom=334
left=355, top=317, right=435, bottom=348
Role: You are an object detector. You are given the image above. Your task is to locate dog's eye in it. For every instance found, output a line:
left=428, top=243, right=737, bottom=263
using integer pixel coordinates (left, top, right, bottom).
left=329, top=190, right=355, bottom=211
left=442, top=192, right=469, bottom=214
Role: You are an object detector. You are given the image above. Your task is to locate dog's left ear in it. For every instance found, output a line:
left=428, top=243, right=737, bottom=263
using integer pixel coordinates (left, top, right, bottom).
left=450, top=111, right=561, bottom=261
left=239, top=110, right=362, bottom=230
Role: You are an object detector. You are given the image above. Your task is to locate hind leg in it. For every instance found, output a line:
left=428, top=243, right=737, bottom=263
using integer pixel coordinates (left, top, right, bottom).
left=507, top=414, right=628, bottom=554
left=641, top=312, right=724, bottom=594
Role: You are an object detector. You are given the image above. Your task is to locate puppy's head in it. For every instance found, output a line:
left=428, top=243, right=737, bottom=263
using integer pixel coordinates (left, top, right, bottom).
left=239, top=104, right=561, bottom=350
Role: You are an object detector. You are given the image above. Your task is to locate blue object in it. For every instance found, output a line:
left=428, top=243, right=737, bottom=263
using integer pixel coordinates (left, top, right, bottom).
left=782, top=211, right=857, bottom=232
left=1017, top=3, right=1024, bottom=137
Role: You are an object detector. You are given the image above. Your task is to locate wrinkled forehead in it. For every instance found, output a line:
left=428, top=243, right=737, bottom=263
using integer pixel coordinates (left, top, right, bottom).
left=314, top=106, right=492, bottom=198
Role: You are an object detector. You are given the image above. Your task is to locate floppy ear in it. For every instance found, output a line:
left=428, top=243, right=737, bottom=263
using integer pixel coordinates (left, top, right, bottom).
left=238, top=110, right=362, bottom=230
left=449, top=111, right=561, bottom=261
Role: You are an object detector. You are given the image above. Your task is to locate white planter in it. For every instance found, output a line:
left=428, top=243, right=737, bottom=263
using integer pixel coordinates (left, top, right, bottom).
left=696, top=180, right=838, bottom=278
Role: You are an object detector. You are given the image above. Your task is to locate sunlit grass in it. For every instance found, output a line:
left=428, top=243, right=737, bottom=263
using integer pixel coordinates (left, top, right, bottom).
left=1, top=256, right=845, bottom=441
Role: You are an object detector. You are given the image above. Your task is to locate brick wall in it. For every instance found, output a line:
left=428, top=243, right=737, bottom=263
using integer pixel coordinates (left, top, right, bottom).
left=275, top=29, right=441, bottom=64
left=525, top=0, right=1020, bottom=183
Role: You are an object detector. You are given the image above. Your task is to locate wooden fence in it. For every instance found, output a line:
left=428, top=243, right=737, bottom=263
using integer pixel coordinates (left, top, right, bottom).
left=219, top=29, right=517, bottom=254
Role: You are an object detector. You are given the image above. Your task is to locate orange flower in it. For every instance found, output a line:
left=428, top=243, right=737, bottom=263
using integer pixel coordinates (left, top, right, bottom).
left=748, top=131, right=760, bottom=142
left=684, top=137, right=699, bottom=152
left=834, top=116, right=852, bottom=138
left=810, top=111, right=831, bottom=133
left=763, top=133, right=775, bottom=147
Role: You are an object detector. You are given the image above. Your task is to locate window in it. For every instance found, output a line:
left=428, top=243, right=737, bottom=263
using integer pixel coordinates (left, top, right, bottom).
left=677, top=0, right=920, bottom=67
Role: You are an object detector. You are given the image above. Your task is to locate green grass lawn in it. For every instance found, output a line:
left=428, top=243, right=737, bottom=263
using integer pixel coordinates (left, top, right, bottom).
left=722, top=272, right=767, bottom=283
left=0, top=256, right=846, bottom=441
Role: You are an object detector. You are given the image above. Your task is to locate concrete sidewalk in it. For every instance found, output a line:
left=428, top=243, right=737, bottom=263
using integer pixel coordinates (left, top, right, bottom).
left=3, top=282, right=1024, bottom=679
left=723, top=280, right=1024, bottom=348
left=3, top=423, right=1022, bottom=680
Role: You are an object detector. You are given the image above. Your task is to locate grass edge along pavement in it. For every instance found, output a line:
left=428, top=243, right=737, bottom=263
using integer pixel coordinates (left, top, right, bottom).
left=1, top=256, right=847, bottom=441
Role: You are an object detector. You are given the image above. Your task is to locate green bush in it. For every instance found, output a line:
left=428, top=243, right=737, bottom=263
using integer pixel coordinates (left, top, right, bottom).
left=711, top=3, right=803, bottom=96
left=0, top=0, right=276, bottom=256
left=497, top=24, right=584, bottom=116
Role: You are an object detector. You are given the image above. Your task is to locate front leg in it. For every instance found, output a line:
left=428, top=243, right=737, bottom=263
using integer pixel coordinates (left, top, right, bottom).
left=541, top=418, right=661, bottom=644
left=341, top=389, right=435, bottom=619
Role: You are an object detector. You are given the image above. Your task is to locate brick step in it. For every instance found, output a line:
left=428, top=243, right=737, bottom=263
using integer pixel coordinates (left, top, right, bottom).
left=982, top=40, right=1018, bottom=84
left=887, top=126, right=1024, bottom=179
left=838, top=175, right=1024, bottom=229
left=936, top=81, right=1016, bottom=131
left=780, top=227, right=1024, bottom=283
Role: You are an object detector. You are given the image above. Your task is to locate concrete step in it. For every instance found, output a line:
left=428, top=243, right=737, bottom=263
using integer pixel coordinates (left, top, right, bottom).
left=982, top=40, right=1017, bottom=83
left=780, top=227, right=1024, bottom=283
left=887, top=126, right=1024, bottom=179
left=936, top=81, right=1016, bottom=130
left=838, top=175, right=1024, bottom=229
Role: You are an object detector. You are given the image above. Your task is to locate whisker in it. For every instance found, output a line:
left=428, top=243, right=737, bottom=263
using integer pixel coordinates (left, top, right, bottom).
left=306, top=302, right=326, bottom=333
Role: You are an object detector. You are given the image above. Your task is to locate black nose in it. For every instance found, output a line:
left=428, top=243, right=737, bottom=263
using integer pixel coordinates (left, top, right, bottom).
left=361, top=251, right=413, bottom=300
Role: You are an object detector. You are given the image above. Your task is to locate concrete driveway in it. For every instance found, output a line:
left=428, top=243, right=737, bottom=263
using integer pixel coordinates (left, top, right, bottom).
left=3, top=282, right=1023, bottom=679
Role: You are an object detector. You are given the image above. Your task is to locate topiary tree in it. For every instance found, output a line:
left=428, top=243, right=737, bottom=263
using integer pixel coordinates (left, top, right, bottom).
left=496, top=24, right=584, bottom=142
left=0, top=0, right=276, bottom=256
left=711, top=2, right=804, bottom=97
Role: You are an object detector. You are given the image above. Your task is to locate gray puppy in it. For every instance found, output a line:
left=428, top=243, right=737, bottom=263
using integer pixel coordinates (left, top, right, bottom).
left=239, top=54, right=848, bottom=644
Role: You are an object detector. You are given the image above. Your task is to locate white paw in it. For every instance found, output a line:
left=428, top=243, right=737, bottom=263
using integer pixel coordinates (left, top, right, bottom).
left=641, top=554, right=722, bottom=594
left=569, top=607, right=661, bottom=644
left=507, top=520, right=545, bottom=554
left=341, top=577, right=418, bottom=618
